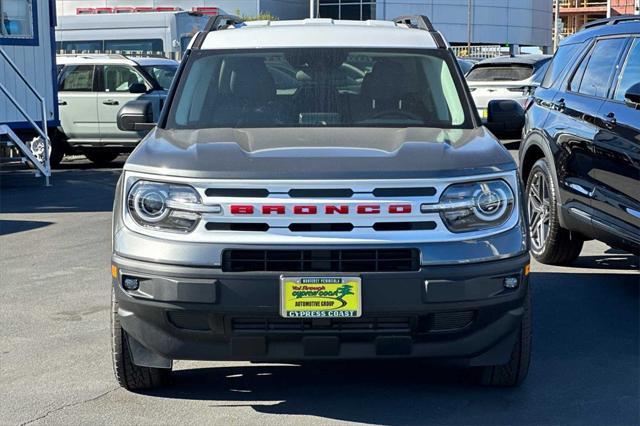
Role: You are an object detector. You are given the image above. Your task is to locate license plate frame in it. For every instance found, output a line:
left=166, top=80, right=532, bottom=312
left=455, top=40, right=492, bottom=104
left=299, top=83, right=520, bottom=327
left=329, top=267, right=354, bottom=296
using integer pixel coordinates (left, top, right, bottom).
left=280, top=276, right=362, bottom=318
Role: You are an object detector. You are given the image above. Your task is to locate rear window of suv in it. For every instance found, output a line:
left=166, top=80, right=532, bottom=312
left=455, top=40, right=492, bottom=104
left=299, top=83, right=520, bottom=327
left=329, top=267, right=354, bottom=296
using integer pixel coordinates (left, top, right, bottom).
left=165, top=48, right=471, bottom=129
left=466, top=64, right=534, bottom=82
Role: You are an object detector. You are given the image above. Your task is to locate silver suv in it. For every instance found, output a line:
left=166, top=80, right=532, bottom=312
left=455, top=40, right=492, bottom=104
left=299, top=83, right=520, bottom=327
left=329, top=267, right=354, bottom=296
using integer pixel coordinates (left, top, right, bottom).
left=111, top=16, right=531, bottom=390
left=50, top=54, right=177, bottom=166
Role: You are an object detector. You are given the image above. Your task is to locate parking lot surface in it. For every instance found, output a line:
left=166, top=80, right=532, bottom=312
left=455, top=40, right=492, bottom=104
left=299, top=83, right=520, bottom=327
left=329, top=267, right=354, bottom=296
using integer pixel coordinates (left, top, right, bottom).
left=1, top=151, right=638, bottom=426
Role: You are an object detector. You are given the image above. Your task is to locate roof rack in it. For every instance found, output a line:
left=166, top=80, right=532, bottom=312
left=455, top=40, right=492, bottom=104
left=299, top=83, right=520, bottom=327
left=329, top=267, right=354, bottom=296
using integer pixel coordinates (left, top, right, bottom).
left=392, top=15, right=446, bottom=49
left=191, top=15, right=244, bottom=49
left=581, top=15, right=640, bottom=30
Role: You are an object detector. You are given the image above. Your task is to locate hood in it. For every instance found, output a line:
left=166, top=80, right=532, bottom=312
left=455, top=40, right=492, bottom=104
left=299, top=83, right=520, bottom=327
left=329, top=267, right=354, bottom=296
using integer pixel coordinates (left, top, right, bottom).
left=124, top=127, right=515, bottom=179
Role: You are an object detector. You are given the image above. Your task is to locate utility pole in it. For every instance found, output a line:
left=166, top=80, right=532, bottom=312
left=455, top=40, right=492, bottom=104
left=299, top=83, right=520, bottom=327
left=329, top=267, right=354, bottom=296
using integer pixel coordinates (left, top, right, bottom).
left=467, top=0, right=472, bottom=54
left=553, top=0, right=560, bottom=53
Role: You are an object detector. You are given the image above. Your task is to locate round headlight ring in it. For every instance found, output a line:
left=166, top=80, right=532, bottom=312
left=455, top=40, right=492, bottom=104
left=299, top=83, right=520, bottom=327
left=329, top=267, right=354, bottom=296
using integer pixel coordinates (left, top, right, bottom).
left=473, top=186, right=508, bottom=221
left=133, top=188, right=169, bottom=223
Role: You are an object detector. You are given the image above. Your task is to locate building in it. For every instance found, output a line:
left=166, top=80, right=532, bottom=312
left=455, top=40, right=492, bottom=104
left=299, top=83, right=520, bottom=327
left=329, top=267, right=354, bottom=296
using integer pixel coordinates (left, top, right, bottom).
left=319, top=0, right=552, bottom=50
left=558, top=0, right=640, bottom=37
left=55, top=0, right=552, bottom=49
left=55, top=0, right=307, bottom=19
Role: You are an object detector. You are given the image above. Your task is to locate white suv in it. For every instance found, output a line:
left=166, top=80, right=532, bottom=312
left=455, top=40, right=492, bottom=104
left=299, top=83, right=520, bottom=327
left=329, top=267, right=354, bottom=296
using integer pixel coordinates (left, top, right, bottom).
left=50, top=54, right=178, bottom=166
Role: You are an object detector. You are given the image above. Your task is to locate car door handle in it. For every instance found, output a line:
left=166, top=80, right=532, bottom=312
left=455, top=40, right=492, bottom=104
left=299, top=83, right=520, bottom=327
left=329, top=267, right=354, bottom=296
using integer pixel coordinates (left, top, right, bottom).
left=102, top=100, right=119, bottom=106
left=58, top=100, right=67, bottom=106
left=604, top=112, right=616, bottom=129
left=555, top=98, right=566, bottom=112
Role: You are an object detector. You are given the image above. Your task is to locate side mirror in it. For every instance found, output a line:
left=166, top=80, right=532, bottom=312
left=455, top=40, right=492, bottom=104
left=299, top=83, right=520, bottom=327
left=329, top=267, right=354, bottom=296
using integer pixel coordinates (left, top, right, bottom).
left=129, top=83, right=148, bottom=94
left=117, top=100, right=155, bottom=132
left=486, top=99, right=525, bottom=139
left=624, top=82, right=640, bottom=109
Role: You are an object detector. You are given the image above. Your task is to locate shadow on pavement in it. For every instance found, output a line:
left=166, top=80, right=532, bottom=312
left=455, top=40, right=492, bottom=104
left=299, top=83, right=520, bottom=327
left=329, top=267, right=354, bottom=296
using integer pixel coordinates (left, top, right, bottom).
left=143, top=271, right=639, bottom=426
left=0, top=219, right=53, bottom=236
left=0, top=167, right=122, bottom=214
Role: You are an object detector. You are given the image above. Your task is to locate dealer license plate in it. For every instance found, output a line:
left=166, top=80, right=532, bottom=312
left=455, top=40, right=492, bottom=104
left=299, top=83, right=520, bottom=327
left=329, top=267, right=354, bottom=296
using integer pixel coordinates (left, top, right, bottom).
left=280, top=276, right=361, bottom=318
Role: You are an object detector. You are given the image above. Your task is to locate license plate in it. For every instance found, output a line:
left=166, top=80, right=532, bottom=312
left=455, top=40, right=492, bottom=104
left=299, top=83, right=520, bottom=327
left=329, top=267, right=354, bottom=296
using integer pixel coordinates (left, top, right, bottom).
left=280, top=276, right=361, bottom=318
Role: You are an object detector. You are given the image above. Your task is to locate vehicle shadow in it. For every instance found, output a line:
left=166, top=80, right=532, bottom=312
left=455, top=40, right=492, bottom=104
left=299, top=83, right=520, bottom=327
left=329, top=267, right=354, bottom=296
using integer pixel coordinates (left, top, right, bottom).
left=143, top=271, right=639, bottom=426
left=0, top=219, right=53, bottom=236
left=570, top=253, right=639, bottom=270
left=0, top=167, right=122, bottom=214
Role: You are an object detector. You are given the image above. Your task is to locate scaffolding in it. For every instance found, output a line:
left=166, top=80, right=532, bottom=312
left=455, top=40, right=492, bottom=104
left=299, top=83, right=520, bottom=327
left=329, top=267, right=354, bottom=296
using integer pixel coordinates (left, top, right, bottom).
left=558, top=0, right=639, bottom=36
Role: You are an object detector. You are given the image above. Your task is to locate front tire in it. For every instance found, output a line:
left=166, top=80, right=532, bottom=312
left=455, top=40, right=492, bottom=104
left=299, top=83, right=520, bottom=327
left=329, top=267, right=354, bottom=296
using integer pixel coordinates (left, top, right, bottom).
left=526, top=158, right=583, bottom=265
left=477, top=287, right=532, bottom=387
left=111, top=287, right=171, bottom=390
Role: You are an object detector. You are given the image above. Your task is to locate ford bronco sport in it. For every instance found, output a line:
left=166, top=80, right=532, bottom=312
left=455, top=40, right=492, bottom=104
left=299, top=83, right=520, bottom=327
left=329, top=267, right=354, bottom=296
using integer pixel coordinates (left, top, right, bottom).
left=111, top=15, right=531, bottom=390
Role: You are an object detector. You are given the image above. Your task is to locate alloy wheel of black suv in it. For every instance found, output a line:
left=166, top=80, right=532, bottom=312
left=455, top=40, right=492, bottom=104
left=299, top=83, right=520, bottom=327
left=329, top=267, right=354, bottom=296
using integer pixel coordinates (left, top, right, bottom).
left=525, top=159, right=583, bottom=264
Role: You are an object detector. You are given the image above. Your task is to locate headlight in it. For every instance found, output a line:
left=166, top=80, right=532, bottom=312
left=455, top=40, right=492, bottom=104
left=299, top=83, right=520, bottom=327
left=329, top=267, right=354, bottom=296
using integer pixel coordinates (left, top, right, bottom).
left=422, top=180, right=514, bottom=233
left=127, top=181, right=202, bottom=233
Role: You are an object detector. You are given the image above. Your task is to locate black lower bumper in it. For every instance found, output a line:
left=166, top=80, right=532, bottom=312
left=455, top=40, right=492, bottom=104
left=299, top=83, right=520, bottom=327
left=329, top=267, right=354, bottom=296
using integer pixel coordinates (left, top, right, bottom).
left=112, top=253, right=530, bottom=367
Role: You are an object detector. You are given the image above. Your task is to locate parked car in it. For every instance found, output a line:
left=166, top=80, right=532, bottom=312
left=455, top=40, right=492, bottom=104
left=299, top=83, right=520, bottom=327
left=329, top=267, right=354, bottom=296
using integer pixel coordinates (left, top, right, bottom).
left=110, top=15, right=531, bottom=391
left=457, top=57, right=474, bottom=75
left=467, top=55, right=551, bottom=123
left=53, top=54, right=178, bottom=166
left=520, top=16, right=640, bottom=265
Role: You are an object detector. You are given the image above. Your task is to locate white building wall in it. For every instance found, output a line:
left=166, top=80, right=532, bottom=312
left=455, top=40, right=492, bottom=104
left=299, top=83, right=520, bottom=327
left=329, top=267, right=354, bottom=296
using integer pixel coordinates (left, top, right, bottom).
left=1, top=0, right=57, bottom=127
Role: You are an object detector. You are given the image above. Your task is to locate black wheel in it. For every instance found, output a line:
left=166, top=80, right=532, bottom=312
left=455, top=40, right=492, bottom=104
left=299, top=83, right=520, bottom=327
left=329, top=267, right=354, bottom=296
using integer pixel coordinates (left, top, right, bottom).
left=477, top=287, right=532, bottom=387
left=84, top=151, right=119, bottom=166
left=526, top=158, right=583, bottom=265
left=111, top=287, right=171, bottom=390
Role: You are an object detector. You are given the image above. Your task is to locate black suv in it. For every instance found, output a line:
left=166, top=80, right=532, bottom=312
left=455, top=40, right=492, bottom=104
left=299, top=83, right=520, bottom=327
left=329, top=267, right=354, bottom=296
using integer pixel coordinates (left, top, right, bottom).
left=520, top=16, right=640, bottom=265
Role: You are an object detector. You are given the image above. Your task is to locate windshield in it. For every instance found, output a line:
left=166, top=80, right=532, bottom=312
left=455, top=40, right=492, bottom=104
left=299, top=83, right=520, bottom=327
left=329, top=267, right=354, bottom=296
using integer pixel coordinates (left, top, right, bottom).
left=141, top=64, right=178, bottom=90
left=466, top=64, right=535, bottom=82
left=165, top=48, right=471, bottom=129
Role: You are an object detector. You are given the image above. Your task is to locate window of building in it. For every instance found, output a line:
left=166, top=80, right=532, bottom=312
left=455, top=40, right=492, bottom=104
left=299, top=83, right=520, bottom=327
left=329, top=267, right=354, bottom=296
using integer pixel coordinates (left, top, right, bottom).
left=569, top=38, right=627, bottom=98
left=319, top=0, right=376, bottom=21
left=614, top=38, right=640, bottom=102
left=0, top=0, right=35, bottom=42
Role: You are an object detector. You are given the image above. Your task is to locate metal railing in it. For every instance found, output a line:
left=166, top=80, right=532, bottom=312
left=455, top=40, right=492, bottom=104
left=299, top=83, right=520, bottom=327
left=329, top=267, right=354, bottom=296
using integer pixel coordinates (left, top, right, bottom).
left=451, top=45, right=503, bottom=59
left=0, top=47, right=51, bottom=185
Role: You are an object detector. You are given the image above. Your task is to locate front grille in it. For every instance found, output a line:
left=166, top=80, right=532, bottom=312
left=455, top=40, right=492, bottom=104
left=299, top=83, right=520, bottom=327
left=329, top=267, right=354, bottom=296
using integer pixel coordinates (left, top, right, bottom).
left=428, top=311, right=475, bottom=332
left=232, top=317, right=412, bottom=333
left=222, top=248, right=420, bottom=272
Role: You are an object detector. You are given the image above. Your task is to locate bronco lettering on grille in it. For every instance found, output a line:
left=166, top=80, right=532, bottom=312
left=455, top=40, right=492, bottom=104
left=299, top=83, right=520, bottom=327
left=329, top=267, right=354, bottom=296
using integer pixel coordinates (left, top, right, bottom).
left=229, top=204, right=413, bottom=215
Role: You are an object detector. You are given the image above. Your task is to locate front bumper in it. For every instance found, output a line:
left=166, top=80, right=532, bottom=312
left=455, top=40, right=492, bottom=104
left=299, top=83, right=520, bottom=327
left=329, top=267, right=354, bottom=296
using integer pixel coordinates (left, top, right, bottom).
left=112, top=252, right=530, bottom=367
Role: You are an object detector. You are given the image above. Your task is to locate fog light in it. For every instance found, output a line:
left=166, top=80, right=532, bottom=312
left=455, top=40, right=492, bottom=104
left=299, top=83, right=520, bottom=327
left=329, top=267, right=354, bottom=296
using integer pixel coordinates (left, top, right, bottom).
left=503, top=277, right=519, bottom=289
left=123, top=277, right=139, bottom=291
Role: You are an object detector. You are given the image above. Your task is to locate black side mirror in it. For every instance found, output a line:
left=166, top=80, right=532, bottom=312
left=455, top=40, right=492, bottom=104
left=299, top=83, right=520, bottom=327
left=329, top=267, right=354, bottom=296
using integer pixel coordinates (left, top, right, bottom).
left=129, top=83, right=148, bottom=94
left=624, top=82, right=640, bottom=109
left=486, top=99, right=525, bottom=139
left=117, top=100, right=155, bottom=131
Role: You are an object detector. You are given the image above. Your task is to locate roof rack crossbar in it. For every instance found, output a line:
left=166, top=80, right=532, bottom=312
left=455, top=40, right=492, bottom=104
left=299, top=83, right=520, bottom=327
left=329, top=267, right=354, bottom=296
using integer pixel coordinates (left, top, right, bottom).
left=392, top=15, right=446, bottom=49
left=581, top=14, right=640, bottom=30
left=192, top=14, right=244, bottom=49
left=393, top=15, right=436, bottom=32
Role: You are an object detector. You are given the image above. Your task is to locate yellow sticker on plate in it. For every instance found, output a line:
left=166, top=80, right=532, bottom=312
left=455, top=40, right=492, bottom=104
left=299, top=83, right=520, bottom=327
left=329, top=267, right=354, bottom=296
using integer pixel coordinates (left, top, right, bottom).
left=478, top=108, right=488, bottom=119
left=280, top=277, right=361, bottom=318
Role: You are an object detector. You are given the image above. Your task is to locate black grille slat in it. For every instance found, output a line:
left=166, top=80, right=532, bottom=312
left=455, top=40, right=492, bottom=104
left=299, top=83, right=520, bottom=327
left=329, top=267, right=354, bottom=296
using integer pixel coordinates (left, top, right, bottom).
left=205, top=188, right=269, bottom=197
left=222, top=249, right=420, bottom=272
left=373, top=221, right=437, bottom=231
left=231, top=317, right=412, bottom=333
left=288, top=189, right=354, bottom=198
left=373, top=187, right=436, bottom=197
left=289, top=223, right=354, bottom=232
left=206, top=222, right=270, bottom=232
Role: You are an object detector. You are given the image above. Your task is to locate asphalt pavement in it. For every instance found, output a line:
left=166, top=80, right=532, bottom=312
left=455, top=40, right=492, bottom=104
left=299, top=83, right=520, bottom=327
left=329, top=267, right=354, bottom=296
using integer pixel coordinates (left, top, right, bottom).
left=1, top=151, right=638, bottom=426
